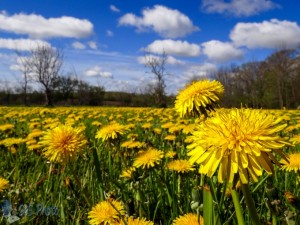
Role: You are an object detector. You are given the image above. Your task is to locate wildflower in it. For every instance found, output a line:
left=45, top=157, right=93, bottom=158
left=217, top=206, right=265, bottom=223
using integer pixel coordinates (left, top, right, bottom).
left=120, top=167, right=136, bottom=179
left=153, top=128, right=162, bottom=134
left=175, top=79, right=224, bottom=118
left=96, top=123, right=127, bottom=141
left=172, top=213, right=204, bottom=225
left=0, top=138, right=25, bottom=147
left=121, top=140, right=144, bottom=149
left=117, top=217, right=154, bottom=225
left=142, top=123, right=152, bottom=129
left=164, top=135, right=176, bottom=141
left=182, top=124, right=196, bottom=134
left=0, top=177, right=9, bottom=192
left=0, top=124, right=14, bottom=132
left=165, top=151, right=176, bottom=159
left=40, top=125, right=87, bottom=163
left=133, top=148, right=164, bottom=169
left=188, top=108, right=289, bottom=184
left=88, top=199, right=125, bottom=225
left=167, top=159, right=195, bottom=173
left=27, top=129, right=43, bottom=139
left=281, top=153, right=300, bottom=173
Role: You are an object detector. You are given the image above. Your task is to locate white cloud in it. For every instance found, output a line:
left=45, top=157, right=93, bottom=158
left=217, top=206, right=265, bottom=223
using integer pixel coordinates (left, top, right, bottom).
left=142, top=39, right=201, bottom=57
left=72, top=41, right=86, bottom=49
left=106, top=30, right=114, bottom=37
left=84, top=66, right=113, bottom=78
left=110, top=5, right=120, bottom=13
left=137, top=54, right=184, bottom=65
left=183, top=63, right=217, bottom=79
left=119, top=5, right=199, bottom=38
left=0, top=12, right=93, bottom=39
left=88, top=41, right=97, bottom=49
left=230, top=19, right=300, bottom=49
left=202, top=0, right=279, bottom=17
left=0, top=38, right=51, bottom=51
left=202, top=40, right=243, bottom=63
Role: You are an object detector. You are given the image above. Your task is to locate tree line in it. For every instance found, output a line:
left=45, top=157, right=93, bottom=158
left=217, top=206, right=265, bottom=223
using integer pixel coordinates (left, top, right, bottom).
left=1, top=44, right=300, bottom=109
left=214, top=49, right=300, bottom=109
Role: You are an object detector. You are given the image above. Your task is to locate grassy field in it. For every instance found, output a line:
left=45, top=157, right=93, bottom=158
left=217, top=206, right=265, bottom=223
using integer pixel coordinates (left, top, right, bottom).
left=0, top=106, right=299, bottom=225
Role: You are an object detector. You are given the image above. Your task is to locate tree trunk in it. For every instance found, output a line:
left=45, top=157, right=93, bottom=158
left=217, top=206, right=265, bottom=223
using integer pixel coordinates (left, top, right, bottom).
left=45, top=89, right=53, bottom=106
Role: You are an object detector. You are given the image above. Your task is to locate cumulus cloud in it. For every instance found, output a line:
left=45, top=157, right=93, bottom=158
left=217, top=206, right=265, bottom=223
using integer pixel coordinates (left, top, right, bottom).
left=0, top=38, right=51, bottom=51
left=84, top=66, right=113, bottom=78
left=142, top=39, right=201, bottom=57
left=72, top=41, right=86, bottom=49
left=119, top=5, right=199, bottom=38
left=110, top=5, right=120, bottom=13
left=183, top=63, right=217, bottom=79
left=202, top=0, right=279, bottom=17
left=137, top=54, right=184, bottom=65
left=0, top=12, right=93, bottom=39
left=202, top=40, right=243, bottom=63
left=230, top=19, right=300, bottom=49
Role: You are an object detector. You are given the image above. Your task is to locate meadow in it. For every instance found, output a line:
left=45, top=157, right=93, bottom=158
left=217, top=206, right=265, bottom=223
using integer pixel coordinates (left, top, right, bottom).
left=0, top=104, right=300, bottom=224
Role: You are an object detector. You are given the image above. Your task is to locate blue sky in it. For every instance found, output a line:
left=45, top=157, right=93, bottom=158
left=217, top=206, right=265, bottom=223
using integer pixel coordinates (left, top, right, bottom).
left=0, top=0, right=299, bottom=94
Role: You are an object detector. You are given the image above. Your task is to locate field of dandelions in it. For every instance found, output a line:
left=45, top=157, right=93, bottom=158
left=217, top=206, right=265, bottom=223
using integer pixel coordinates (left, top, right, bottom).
left=1, top=80, right=300, bottom=225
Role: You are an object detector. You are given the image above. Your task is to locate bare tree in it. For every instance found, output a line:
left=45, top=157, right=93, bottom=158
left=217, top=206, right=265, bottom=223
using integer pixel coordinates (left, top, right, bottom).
left=15, top=51, right=32, bottom=106
left=26, top=44, right=63, bottom=106
left=144, top=52, right=168, bottom=107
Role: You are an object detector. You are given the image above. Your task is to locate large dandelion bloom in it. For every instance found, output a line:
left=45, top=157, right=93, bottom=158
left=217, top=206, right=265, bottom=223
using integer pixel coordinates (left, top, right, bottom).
left=188, top=108, right=289, bottom=184
left=175, top=79, right=224, bottom=118
left=0, top=177, right=9, bottom=192
left=133, top=148, right=164, bottom=169
left=88, top=199, right=125, bottom=225
left=40, top=125, right=87, bottom=163
left=281, top=153, right=300, bottom=172
left=172, top=213, right=204, bottom=225
left=96, top=123, right=127, bottom=141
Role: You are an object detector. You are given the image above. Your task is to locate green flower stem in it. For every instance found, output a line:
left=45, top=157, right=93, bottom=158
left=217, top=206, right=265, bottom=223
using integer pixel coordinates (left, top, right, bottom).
left=69, top=165, right=91, bottom=208
left=92, top=144, right=104, bottom=201
left=231, top=189, right=246, bottom=225
left=241, top=183, right=261, bottom=225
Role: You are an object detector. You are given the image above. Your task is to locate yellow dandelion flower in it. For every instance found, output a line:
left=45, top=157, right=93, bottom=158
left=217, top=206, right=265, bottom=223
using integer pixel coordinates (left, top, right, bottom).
left=133, top=148, right=164, bottom=169
left=92, top=121, right=102, bottom=127
left=165, top=151, right=177, bottom=159
left=161, top=122, right=174, bottom=129
left=0, top=138, right=25, bottom=146
left=142, top=123, right=152, bottom=129
left=182, top=124, right=196, bottom=134
left=27, top=143, right=43, bottom=151
left=117, top=217, right=154, bottom=225
left=0, top=177, right=9, bottom=192
left=164, top=135, right=176, bottom=141
left=27, top=129, right=43, bottom=139
left=188, top=108, right=289, bottom=184
left=167, top=159, right=195, bottom=173
left=88, top=199, right=125, bottom=225
left=120, top=167, right=136, bottom=179
left=121, top=140, right=144, bottom=149
left=168, top=125, right=184, bottom=134
left=281, top=153, right=300, bottom=173
left=0, top=124, right=14, bottom=132
left=40, top=125, right=87, bottom=163
left=172, top=213, right=204, bottom=225
left=175, top=79, right=224, bottom=118
left=153, top=128, right=162, bottom=134
left=96, top=123, right=127, bottom=141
